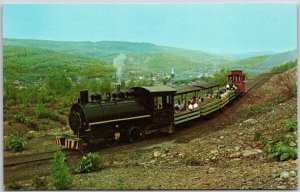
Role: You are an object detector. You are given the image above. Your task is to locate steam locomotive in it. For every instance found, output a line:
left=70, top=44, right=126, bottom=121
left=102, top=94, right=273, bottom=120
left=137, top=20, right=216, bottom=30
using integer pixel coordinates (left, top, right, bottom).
left=56, top=70, right=245, bottom=149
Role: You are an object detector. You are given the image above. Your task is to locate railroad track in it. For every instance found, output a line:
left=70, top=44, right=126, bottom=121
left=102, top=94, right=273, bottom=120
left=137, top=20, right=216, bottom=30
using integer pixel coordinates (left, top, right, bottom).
left=4, top=149, right=79, bottom=167
left=245, top=71, right=281, bottom=94
left=4, top=149, right=82, bottom=185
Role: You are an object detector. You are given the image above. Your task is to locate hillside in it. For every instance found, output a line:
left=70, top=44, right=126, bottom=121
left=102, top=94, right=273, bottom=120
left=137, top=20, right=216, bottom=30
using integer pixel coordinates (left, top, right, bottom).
left=221, top=50, right=297, bottom=73
left=258, top=49, right=297, bottom=70
left=221, top=55, right=270, bottom=71
left=3, top=45, right=115, bottom=85
left=236, top=51, right=275, bottom=59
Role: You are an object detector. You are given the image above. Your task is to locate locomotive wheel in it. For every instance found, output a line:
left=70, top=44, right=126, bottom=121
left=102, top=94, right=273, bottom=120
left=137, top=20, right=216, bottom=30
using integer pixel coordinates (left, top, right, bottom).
left=127, top=126, right=142, bottom=143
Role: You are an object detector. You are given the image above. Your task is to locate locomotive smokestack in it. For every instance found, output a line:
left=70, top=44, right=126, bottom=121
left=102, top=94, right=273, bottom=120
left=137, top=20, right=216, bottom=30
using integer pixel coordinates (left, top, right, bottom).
left=80, top=90, right=89, bottom=103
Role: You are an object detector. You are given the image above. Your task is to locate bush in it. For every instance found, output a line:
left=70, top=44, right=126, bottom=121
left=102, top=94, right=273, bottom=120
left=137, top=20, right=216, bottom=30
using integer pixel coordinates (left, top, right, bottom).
left=24, top=118, right=35, bottom=127
left=283, top=119, right=297, bottom=132
left=14, top=112, right=36, bottom=127
left=35, top=104, right=60, bottom=121
left=75, top=152, right=104, bottom=173
left=4, top=134, right=26, bottom=152
left=264, top=134, right=297, bottom=161
left=15, top=112, right=26, bottom=122
left=50, top=150, right=73, bottom=190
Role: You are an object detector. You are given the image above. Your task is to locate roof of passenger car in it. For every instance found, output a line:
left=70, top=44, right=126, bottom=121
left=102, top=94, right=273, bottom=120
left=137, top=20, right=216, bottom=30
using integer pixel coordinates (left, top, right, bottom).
left=194, top=82, right=221, bottom=89
left=132, top=85, right=176, bottom=93
left=173, top=85, right=201, bottom=95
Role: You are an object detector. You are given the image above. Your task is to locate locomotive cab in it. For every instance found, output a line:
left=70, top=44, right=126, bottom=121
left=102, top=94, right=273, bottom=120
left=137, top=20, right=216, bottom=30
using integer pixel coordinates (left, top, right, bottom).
left=132, top=85, right=176, bottom=134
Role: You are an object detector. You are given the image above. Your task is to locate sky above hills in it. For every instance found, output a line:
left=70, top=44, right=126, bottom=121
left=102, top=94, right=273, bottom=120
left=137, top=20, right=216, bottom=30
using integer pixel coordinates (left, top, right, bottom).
left=3, top=3, right=297, bottom=54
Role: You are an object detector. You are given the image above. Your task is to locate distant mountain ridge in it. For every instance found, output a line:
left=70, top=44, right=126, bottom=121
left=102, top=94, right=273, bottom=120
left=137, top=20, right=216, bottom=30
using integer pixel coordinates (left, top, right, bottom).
left=221, top=49, right=297, bottom=73
left=236, top=51, right=276, bottom=59
left=4, top=38, right=297, bottom=76
left=3, top=38, right=237, bottom=64
left=257, top=49, right=297, bottom=69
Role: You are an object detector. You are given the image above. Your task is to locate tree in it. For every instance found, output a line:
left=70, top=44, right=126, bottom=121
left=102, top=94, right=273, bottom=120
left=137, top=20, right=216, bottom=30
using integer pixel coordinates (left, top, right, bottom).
left=50, top=150, right=73, bottom=190
left=211, top=68, right=230, bottom=85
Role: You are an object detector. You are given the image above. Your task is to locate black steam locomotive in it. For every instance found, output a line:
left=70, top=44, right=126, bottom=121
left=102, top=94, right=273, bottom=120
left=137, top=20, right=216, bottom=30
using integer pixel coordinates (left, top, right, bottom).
left=56, top=70, right=245, bottom=149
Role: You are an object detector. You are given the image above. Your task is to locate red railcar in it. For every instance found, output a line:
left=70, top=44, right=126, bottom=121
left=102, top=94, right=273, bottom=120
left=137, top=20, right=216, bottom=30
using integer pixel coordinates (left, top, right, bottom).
left=227, top=70, right=245, bottom=93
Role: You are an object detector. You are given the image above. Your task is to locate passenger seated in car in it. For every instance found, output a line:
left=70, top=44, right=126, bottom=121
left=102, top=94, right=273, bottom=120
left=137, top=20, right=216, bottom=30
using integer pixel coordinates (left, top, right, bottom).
left=174, top=100, right=182, bottom=113
left=187, top=101, right=193, bottom=110
left=193, top=101, right=198, bottom=108
left=192, top=96, right=197, bottom=103
left=220, top=91, right=229, bottom=98
left=181, top=100, right=186, bottom=111
left=200, top=97, right=204, bottom=102
left=226, top=84, right=230, bottom=90
left=205, top=94, right=211, bottom=99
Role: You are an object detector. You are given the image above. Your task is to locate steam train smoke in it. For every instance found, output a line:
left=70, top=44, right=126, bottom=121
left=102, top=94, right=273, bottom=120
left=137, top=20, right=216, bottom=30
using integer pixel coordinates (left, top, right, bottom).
left=113, top=54, right=127, bottom=82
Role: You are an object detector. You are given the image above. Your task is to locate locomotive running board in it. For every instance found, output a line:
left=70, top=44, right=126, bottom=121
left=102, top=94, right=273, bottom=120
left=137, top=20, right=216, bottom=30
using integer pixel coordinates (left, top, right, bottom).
left=89, top=115, right=151, bottom=125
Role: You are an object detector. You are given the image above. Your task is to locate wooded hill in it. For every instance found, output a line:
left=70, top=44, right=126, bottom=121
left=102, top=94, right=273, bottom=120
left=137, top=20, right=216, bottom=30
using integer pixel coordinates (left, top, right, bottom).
left=4, top=45, right=114, bottom=86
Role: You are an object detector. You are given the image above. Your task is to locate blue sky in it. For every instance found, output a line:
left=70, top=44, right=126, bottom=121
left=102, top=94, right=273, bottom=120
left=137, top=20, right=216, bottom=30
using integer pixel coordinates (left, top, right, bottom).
left=3, top=3, right=297, bottom=54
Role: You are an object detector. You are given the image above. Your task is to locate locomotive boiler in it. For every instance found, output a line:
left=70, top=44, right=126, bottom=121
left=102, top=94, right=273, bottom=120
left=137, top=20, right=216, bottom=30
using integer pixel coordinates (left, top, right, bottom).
left=69, top=85, right=151, bottom=146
